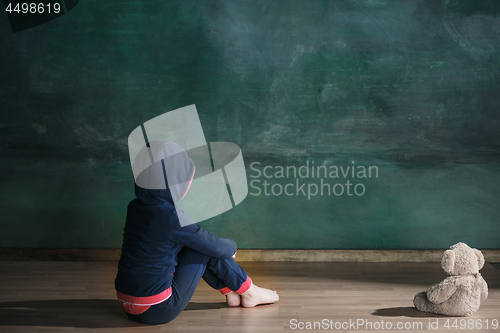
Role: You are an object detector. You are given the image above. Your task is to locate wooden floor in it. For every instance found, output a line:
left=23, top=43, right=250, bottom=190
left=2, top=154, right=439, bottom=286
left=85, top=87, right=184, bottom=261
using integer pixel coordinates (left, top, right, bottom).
left=0, top=261, right=498, bottom=333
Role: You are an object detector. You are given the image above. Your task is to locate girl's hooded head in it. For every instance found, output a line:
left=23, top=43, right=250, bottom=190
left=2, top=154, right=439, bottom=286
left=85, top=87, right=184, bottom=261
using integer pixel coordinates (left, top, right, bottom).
left=132, top=140, right=195, bottom=205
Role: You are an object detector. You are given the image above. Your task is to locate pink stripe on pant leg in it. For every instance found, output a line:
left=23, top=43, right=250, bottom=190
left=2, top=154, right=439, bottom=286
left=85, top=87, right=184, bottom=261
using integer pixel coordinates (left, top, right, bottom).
left=219, top=287, right=233, bottom=295
left=236, top=277, right=252, bottom=295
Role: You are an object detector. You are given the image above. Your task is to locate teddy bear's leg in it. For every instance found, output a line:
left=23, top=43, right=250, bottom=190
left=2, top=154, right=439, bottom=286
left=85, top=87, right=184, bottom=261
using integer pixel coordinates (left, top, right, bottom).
left=414, top=292, right=470, bottom=316
left=413, top=292, right=439, bottom=314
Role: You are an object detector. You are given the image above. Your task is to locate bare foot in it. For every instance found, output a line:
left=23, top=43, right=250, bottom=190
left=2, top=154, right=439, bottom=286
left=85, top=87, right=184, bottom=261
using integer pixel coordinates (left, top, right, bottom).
left=226, top=292, right=241, bottom=307
left=240, top=284, right=279, bottom=308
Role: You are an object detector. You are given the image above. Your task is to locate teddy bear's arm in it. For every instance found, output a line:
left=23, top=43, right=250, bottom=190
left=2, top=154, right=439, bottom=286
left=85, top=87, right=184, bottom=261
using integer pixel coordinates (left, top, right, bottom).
left=426, top=277, right=459, bottom=304
left=480, top=276, right=488, bottom=301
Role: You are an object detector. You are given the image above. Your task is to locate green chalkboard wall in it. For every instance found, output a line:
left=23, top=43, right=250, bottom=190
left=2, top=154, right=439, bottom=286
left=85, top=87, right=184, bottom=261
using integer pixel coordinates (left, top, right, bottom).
left=1, top=0, right=499, bottom=249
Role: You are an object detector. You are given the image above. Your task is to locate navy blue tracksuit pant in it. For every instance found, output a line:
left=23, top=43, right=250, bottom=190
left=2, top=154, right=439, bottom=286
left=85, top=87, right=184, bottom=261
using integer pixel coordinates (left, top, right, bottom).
left=125, top=246, right=250, bottom=325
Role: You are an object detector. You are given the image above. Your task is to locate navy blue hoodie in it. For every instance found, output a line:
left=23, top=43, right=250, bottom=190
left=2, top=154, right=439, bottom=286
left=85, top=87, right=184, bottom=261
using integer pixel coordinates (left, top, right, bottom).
left=115, top=140, right=237, bottom=298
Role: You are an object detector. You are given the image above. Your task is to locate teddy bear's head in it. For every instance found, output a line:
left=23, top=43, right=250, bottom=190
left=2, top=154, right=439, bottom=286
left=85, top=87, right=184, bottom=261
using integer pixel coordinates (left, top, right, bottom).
left=441, top=242, right=485, bottom=276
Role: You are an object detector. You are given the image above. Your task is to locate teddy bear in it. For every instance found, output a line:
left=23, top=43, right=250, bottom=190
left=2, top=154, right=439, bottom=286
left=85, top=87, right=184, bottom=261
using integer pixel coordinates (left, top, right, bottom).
left=413, top=242, right=488, bottom=317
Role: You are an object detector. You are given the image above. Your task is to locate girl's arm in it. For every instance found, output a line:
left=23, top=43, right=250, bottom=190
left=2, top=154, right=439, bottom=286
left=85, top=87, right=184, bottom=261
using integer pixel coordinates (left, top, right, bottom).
left=168, top=209, right=237, bottom=259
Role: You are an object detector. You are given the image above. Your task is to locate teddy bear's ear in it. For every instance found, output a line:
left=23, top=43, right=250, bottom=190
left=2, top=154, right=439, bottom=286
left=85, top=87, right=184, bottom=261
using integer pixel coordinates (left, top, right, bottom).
left=474, top=248, right=485, bottom=270
left=441, top=249, right=455, bottom=274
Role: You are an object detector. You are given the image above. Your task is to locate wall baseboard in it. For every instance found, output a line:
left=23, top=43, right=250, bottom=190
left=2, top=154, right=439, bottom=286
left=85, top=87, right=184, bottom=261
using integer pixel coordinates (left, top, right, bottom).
left=235, top=249, right=500, bottom=262
left=1, top=248, right=499, bottom=262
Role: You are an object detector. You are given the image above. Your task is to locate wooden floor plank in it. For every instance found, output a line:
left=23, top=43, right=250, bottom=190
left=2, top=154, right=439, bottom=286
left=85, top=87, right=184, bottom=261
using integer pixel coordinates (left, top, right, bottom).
left=0, top=261, right=498, bottom=332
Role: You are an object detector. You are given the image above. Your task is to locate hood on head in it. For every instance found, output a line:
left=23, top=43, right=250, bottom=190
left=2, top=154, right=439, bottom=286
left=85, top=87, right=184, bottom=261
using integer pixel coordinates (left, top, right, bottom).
left=133, top=140, right=195, bottom=205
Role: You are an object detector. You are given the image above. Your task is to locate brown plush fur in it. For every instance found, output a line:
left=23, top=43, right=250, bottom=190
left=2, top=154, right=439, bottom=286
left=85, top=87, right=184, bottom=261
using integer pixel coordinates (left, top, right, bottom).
left=413, top=242, right=488, bottom=317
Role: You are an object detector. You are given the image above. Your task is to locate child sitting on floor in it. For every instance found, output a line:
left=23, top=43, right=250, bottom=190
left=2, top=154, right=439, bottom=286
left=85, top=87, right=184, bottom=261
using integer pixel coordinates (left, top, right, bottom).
left=115, top=140, right=279, bottom=325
